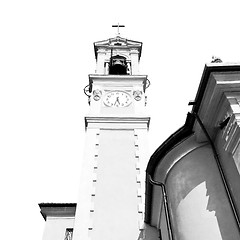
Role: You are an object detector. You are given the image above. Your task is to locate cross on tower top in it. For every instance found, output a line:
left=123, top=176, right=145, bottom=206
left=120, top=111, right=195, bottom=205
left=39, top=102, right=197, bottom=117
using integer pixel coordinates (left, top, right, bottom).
left=112, top=23, right=125, bottom=36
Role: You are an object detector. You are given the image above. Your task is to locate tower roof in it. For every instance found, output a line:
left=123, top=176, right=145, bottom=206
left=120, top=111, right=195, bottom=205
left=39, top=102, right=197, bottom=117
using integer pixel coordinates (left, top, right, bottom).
left=94, top=36, right=142, bottom=60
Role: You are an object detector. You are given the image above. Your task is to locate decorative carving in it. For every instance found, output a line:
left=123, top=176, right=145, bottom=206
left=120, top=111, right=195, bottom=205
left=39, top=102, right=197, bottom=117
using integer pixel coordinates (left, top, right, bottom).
left=133, top=90, right=142, bottom=101
left=93, top=90, right=102, bottom=101
left=211, top=56, right=223, bottom=63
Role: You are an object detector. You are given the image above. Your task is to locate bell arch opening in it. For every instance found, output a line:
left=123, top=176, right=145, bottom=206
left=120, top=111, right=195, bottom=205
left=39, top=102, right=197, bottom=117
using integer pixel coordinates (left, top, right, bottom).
left=109, top=55, right=128, bottom=75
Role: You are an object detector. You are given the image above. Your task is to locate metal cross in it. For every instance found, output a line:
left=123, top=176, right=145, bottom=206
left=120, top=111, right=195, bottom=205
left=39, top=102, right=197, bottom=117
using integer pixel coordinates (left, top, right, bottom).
left=112, top=23, right=125, bottom=36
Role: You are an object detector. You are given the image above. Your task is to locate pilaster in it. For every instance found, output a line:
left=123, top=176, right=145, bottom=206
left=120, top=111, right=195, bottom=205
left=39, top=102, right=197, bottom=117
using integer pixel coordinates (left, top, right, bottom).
left=130, top=48, right=140, bottom=74
left=72, top=129, right=100, bottom=240
left=96, top=48, right=106, bottom=74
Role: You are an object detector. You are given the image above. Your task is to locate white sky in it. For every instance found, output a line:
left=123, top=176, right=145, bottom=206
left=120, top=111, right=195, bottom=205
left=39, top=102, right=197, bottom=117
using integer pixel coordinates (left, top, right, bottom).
left=1, top=0, right=240, bottom=239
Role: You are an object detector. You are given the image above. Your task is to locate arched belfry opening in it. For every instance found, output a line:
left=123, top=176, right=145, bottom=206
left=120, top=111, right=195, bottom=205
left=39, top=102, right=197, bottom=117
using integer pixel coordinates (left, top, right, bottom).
left=109, top=55, right=128, bottom=75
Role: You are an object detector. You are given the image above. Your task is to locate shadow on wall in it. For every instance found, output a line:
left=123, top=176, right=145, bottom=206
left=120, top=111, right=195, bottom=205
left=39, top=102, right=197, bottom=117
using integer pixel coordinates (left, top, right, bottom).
left=165, top=145, right=240, bottom=240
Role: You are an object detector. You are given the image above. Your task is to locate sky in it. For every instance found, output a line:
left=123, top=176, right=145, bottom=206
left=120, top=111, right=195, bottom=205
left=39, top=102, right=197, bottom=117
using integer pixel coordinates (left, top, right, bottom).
left=1, top=0, right=240, bottom=239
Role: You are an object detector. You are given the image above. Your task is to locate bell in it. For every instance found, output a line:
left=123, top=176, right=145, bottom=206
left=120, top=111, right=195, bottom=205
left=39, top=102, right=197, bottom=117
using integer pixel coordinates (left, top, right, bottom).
left=109, top=55, right=128, bottom=75
left=113, top=59, right=123, bottom=66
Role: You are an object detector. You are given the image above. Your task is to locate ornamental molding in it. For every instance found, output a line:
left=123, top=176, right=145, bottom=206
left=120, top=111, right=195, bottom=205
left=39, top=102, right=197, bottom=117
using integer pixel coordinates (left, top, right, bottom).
left=194, top=71, right=240, bottom=142
left=92, top=89, right=102, bottom=101
left=94, top=37, right=142, bottom=48
left=94, top=36, right=142, bottom=59
left=85, top=116, right=150, bottom=129
left=220, top=93, right=240, bottom=154
left=89, top=74, right=147, bottom=82
left=39, top=204, right=76, bottom=220
left=89, top=74, right=148, bottom=91
left=133, top=90, right=143, bottom=101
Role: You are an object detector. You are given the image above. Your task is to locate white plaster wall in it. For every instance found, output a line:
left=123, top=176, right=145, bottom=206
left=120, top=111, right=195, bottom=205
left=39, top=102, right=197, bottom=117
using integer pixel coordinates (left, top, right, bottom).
left=96, top=49, right=105, bottom=74
left=88, top=83, right=103, bottom=115
left=130, top=50, right=139, bottom=74
left=42, top=217, right=74, bottom=240
left=88, top=78, right=147, bottom=117
left=130, top=49, right=139, bottom=75
left=73, top=127, right=148, bottom=240
left=133, top=87, right=147, bottom=115
left=166, top=145, right=240, bottom=240
left=91, top=129, right=140, bottom=240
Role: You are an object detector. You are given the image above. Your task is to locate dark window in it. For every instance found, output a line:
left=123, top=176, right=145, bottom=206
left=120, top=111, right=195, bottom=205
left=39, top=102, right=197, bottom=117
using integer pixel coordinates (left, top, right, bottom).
left=109, top=55, right=128, bottom=75
left=64, top=228, right=73, bottom=240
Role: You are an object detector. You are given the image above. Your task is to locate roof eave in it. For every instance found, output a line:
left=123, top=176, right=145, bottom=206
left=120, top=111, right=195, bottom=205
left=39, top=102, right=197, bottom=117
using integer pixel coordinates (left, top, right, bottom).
left=38, top=203, right=77, bottom=221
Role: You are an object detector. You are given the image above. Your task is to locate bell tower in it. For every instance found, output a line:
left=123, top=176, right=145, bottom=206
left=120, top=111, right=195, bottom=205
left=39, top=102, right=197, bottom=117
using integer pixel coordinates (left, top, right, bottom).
left=73, top=34, right=150, bottom=240
left=39, top=31, right=150, bottom=240
left=93, top=35, right=141, bottom=75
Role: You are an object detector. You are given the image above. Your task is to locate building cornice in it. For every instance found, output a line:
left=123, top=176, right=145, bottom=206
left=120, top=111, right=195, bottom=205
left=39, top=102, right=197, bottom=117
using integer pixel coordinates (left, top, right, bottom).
left=89, top=74, right=148, bottom=82
left=85, top=116, right=150, bottom=130
left=192, top=62, right=240, bottom=117
left=193, top=63, right=240, bottom=142
left=88, top=74, right=148, bottom=92
left=93, top=36, right=142, bottom=60
left=39, top=203, right=76, bottom=221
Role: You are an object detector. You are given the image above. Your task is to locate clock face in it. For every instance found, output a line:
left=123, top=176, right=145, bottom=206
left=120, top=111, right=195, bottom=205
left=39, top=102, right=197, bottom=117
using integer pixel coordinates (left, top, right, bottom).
left=104, top=91, right=132, bottom=107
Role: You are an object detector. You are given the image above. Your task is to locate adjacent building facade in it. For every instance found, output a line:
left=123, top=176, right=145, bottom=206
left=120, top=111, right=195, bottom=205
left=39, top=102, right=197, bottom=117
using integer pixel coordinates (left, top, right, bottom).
left=145, top=63, right=240, bottom=240
left=39, top=35, right=240, bottom=240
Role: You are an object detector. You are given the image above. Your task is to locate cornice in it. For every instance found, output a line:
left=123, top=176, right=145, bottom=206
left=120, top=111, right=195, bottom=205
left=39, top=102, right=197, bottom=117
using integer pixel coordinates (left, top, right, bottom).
left=39, top=203, right=76, bottom=221
left=85, top=116, right=150, bottom=129
left=88, top=74, right=148, bottom=92
left=89, top=74, right=148, bottom=81
left=94, top=36, right=142, bottom=59
left=192, top=63, right=240, bottom=116
left=193, top=65, right=240, bottom=142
